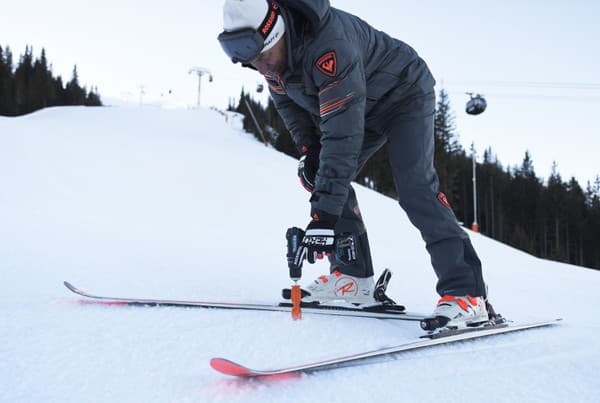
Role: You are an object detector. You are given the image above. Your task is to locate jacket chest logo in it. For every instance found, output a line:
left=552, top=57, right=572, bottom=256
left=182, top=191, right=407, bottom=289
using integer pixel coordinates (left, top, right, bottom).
left=316, top=51, right=337, bottom=77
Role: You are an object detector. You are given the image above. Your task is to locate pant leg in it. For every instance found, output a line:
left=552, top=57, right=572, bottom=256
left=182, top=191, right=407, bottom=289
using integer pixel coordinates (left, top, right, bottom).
left=330, top=185, right=374, bottom=277
left=329, top=131, right=386, bottom=278
left=383, top=91, right=487, bottom=298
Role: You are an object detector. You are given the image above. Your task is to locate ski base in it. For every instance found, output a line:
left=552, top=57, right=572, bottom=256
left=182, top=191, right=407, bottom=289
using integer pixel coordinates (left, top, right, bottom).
left=210, top=318, right=562, bottom=377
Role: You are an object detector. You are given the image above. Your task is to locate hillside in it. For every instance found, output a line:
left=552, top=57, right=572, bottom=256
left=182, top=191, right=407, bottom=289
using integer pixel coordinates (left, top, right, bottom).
left=1, top=106, right=598, bottom=402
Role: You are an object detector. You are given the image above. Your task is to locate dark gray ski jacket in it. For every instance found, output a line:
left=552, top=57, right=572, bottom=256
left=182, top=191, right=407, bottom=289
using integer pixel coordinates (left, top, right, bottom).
left=264, top=0, right=435, bottom=218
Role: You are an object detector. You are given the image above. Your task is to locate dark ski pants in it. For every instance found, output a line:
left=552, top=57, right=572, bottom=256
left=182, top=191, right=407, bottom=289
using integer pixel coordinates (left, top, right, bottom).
left=333, top=91, right=487, bottom=298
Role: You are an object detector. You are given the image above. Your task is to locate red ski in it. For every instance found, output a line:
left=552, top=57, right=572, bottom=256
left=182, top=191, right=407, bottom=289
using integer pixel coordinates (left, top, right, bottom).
left=210, top=318, right=562, bottom=377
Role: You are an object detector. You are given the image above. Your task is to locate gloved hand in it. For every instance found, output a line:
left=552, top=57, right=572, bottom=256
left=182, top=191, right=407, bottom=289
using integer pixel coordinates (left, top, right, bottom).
left=297, top=143, right=320, bottom=193
left=293, top=210, right=337, bottom=266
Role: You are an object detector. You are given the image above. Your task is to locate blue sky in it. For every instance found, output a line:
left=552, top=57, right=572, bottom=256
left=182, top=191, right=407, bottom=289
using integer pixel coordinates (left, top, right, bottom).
left=2, top=0, right=599, bottom=186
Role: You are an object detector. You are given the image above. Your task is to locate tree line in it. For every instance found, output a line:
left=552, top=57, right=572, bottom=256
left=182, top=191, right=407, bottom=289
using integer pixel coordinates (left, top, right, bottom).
left=232, top=88, right=600, bottom=270
left=0, top=45, right=101, bottom=116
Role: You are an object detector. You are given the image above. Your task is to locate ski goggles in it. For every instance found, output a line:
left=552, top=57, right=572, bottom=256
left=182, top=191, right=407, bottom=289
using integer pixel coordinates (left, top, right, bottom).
left=218, top=29, right=266, bottom=64
left=218, top=0, right=281, bottom=64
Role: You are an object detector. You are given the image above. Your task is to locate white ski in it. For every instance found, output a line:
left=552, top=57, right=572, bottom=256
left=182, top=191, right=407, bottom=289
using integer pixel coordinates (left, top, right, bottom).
left=63, top=281, right=425, bottom=321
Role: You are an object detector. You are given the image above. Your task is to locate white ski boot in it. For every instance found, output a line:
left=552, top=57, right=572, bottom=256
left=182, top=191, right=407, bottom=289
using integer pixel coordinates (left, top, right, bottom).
left=303, top=270, right=376, bottom=305
left=429, top=295, right=489, bottom=329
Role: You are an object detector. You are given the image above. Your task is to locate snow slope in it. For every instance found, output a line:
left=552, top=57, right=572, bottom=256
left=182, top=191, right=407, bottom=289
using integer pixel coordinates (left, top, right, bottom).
left=1, top=106, right=598, bottom=403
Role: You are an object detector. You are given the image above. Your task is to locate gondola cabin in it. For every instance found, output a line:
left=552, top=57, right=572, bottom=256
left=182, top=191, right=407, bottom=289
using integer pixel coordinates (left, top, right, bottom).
left=466, top=94, right=487, bottom=115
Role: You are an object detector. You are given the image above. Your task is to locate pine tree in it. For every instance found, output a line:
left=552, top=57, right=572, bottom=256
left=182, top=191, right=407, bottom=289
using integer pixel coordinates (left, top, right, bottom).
left=0, top=45, right=11, bottom=114
left=586, top=176, right=600, bottom=267
left=504, top=151, right=542, bottom=253
left=519, top=151, right=535, bottom=179
left=434, top=88, right=461, bottom=154
left=31, top=48, right=51, bottom=110
left=53, top=75, right=65, bottom=106
left=2, top=46, right=15, bottom=115
left=565, top=177, right=585, bottom=265
left=65, top=65, right=86, bottom=105
left=85, top=86, right=102, bottom=106
left=13, top=45, right=35, bottom=114
left=545, top=162, right=567, bottom=261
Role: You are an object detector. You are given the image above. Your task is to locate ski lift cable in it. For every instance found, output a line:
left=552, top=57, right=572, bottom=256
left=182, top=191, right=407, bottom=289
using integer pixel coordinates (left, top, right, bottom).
left=447, top=86, right=600, bottom=103
left=450, top=90, right=600, bottom=103
left=446, top=80, right=600, bottom=91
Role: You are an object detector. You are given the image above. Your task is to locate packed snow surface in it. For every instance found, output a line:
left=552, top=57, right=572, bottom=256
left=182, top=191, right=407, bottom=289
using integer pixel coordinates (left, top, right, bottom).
left=1, top=106, right=598, bottom=402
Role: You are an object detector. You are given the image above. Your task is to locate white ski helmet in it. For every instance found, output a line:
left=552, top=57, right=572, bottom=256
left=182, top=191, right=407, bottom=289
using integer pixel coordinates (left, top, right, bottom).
left=222, top=0, right=286, bottom=55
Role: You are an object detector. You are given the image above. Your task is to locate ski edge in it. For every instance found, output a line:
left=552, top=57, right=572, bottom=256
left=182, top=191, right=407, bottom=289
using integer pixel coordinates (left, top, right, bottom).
left=210, top=318, right=563, bottom=377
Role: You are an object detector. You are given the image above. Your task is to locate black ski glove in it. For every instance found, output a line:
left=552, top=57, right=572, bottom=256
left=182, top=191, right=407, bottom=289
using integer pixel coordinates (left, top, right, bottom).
left=294, top=210, right=338, bottom=265
left=297, top=143, right=320, bottom=193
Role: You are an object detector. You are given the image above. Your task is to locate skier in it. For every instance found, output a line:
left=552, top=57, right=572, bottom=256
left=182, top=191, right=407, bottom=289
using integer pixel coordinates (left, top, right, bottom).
left=218, top=0, right=489, bottom=328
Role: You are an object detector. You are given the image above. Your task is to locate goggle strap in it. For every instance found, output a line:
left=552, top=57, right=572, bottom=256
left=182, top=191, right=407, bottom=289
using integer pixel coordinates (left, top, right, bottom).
left=257, top=0, right=281, bottom=39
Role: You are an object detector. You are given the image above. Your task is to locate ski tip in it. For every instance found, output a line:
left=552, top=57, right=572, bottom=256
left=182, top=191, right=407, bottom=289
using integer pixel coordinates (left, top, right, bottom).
left=210, top=358, right=255, bottom=377
left=63, top=281, right=76, bottom=291
left=63, top=281, right=83, bottom=295
left=210, top=358, right=302, bottom=380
